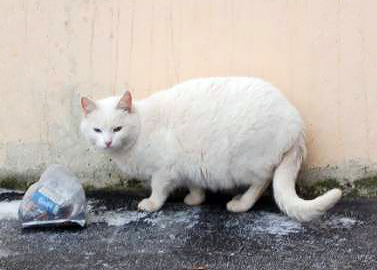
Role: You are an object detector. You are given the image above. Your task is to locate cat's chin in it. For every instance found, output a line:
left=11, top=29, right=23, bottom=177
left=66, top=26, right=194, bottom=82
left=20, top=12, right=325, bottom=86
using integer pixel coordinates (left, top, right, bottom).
left=95, top=146, right=119, bottom=153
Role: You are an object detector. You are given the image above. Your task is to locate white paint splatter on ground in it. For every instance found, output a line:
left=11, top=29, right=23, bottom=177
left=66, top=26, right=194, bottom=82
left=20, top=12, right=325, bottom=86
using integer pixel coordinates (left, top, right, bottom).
left=252, top=212, right=303, bottom=235
left=324, top=216, right=360, bottom=229
left=92, top=211, right=148, bottom=226
left=87, top=199, right=148, bottom=226
left=88, top=197, right=202, bottom=228
left=226, top=212, right=361, bottom=237
left=144, top=208, right=201, bottom=229
left=0, top=200, right=21, bottom=220
left=226, top=211, right=303, bottom=236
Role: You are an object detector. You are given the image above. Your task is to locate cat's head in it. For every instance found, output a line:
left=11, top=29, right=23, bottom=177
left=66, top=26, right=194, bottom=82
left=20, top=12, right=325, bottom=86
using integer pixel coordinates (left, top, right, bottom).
left=80, top=91, right=139, bottom=152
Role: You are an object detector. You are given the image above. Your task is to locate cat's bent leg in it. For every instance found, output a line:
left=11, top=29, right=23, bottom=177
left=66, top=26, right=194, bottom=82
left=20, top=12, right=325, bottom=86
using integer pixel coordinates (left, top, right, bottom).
left=226, top=180, right=270, bottom=212
left=184, top=186, right=206, bottom=206
left=138, top=172, right=176, bottom=212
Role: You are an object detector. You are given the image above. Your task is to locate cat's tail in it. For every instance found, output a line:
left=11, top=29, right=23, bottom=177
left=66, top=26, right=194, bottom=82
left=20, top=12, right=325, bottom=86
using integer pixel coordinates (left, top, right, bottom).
left=272, top=134, right=342, bottom=222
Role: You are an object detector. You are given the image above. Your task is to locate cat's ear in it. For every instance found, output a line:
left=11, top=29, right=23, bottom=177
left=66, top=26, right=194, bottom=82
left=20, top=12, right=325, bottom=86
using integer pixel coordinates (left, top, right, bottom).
left=81, top=97, right=96, bottom=116
left=116, top=91, right=132, bottom=113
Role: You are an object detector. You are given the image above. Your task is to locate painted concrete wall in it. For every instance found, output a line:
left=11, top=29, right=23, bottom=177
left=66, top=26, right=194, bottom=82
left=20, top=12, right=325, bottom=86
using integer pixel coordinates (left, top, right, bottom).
left=1, top=0, right=377, bottom=187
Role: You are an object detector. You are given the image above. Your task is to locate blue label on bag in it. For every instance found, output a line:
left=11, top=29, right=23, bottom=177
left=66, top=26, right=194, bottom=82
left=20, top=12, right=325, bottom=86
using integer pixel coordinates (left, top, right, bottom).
left=32, top=191, right=60, bottom=215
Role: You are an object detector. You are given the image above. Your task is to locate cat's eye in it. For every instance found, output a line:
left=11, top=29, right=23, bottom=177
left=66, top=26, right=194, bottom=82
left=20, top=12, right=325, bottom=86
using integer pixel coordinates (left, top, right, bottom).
left=113, top=126, right=122, bottom=132
left=93, top=128, right=102, bottom=133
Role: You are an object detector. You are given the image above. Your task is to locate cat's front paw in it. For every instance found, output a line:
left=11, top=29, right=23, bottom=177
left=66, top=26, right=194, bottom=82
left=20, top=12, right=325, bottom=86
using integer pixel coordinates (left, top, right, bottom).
left=226, top=198, right=249, bottom=213
left=138, top=198, right=162, bottom=212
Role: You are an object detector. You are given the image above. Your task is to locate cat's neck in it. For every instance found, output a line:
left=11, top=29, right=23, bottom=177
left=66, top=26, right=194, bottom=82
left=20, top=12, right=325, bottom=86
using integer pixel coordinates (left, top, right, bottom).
left=133, top=97, right=165, bottom=136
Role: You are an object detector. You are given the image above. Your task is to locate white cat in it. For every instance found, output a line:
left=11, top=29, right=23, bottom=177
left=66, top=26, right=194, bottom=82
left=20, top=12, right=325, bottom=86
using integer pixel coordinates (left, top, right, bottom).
left=80, top=77, right=342, bottom=222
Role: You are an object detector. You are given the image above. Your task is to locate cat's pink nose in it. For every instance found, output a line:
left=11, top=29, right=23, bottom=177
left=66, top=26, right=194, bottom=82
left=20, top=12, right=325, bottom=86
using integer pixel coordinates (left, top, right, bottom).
left=105, top=141, right=112, bottom=148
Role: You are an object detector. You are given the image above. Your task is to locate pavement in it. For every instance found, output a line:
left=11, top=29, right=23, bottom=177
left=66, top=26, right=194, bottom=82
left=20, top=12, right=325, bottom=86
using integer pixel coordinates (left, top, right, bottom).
left=0, top=189, right=377, bottom=270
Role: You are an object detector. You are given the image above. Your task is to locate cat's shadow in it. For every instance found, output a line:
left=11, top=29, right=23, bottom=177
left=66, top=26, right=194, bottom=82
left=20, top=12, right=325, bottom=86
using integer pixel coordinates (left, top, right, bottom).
left=86, top=187, right=279, bottom=213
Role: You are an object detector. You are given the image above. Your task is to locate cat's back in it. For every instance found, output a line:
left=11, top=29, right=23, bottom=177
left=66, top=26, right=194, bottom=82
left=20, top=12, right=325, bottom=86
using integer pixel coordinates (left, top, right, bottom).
left=167, top=76, right=276, bottom=101
left=151, top=77, right=299, bottom=123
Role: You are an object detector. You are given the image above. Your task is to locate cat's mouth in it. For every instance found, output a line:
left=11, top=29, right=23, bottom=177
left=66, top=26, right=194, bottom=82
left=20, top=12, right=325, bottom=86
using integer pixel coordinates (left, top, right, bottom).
left=96, top=144, right=116, bottom=152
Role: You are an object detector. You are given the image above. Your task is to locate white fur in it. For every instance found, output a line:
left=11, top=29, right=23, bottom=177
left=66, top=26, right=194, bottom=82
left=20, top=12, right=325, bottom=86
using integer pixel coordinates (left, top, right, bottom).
left=80, top=77, right=342, bottom=222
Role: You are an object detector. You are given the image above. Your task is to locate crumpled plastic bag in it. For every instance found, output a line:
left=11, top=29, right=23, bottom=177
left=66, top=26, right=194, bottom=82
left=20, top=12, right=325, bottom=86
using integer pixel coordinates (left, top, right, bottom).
left=18, top=164, right=87, bottom=228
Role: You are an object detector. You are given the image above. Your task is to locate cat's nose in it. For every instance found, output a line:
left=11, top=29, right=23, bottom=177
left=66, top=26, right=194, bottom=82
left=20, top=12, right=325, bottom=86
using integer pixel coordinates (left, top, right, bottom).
left=105, top=140, right=112, bottom=148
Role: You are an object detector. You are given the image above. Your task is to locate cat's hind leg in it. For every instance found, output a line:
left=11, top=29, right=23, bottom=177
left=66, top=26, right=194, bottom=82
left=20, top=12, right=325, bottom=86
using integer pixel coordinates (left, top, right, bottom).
left=226, top=180, right=270, bottom=212
left=184, top=186, right=206, bottom=206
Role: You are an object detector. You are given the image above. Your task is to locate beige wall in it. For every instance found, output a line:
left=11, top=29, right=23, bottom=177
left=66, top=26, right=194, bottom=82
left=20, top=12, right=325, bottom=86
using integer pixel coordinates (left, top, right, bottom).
left=1, top=0, right=377, bottom=185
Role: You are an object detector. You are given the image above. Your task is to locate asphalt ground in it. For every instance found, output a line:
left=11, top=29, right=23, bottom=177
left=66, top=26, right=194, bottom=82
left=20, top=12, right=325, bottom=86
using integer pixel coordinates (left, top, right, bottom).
left=0, top=190, right=376, bottom=270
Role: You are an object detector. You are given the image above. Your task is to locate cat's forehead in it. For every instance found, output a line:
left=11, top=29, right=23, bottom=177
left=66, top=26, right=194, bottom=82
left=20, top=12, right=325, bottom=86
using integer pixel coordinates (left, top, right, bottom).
left=97, top=96, right=120, bottom=111
left=96, top=96, right=124, bottom=118
left=87, top=96, right=125, bottom=126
